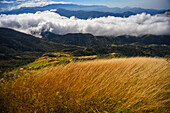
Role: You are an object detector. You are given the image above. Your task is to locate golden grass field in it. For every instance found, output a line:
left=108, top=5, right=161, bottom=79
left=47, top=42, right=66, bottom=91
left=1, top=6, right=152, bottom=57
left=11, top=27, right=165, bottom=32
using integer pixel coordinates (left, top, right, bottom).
left=0, top=57, right=170, bottom=113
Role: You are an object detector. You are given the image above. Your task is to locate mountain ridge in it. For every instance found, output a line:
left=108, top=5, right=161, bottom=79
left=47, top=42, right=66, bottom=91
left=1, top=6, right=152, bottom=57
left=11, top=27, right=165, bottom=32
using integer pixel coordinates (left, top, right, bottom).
left=0, top=3, right=165, bottom=18
left=0, top=27, right=82, bottom=74
left=0, top=27, right=170, bottom=74
left=42, top=31, right=170, bottom=47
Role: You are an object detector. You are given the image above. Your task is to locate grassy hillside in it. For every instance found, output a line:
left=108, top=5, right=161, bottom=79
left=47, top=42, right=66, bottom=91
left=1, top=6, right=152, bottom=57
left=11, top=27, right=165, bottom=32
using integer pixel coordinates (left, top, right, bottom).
left=1, top=57, right=169, bottom=112
left=0, top=28, right=82, bottom=75
left=1, top=27, right=170, bottom=75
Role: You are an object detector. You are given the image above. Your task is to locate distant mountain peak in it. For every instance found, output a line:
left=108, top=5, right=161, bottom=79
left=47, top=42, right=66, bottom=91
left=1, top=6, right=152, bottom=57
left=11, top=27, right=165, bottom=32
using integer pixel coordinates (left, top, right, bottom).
left=123, top=6, right=131, bottom=9
left=0, top=3, right=165, bottom=15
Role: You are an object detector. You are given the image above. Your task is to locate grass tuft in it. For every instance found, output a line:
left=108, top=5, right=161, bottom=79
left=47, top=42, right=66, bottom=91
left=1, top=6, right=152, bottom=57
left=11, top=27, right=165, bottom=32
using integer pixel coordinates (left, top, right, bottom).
left=0, top=57, right=170, bottom=112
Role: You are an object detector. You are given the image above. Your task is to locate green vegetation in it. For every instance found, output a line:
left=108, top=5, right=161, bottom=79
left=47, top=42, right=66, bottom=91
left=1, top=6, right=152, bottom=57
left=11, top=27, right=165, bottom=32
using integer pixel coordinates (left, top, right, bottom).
left=72, top=45, right=170, bottom=57
left=165, top=55, right=170, bottom=62
left=42, top=32, right=170, bottom=47
left=9, top=52, right=111, bottom=72
left=0, top=28, right=82, bottom=75
left=0, top=27, right=170, bottom=76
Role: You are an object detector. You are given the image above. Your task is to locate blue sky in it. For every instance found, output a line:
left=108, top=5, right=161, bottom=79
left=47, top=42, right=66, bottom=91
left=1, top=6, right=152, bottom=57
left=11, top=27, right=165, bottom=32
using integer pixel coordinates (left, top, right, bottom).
left=0, top=0, right=170, bottom=11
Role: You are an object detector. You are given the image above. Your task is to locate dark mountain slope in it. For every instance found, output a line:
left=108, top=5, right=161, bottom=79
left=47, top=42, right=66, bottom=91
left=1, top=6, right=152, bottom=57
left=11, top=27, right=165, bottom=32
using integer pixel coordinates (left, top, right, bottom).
left=110, top=35, right=170, bottom=45
left=41, top=32, right=170, bottom=58
left=0, top=28, right=80, bottom=53
left=0, top=28, right=81, bottom=74
left=55, top=9, right=135, bottom=19
left=138, top=35, right=170, bottom=45
left=41, top=32, right=114, bottom=47
left=42, top=31, right=170, bottom=47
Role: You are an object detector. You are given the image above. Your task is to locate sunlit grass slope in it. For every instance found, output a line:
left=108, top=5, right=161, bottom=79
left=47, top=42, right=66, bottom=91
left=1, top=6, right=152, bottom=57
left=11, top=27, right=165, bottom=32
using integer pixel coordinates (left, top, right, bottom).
left=0, top=57, right=170, bottom=113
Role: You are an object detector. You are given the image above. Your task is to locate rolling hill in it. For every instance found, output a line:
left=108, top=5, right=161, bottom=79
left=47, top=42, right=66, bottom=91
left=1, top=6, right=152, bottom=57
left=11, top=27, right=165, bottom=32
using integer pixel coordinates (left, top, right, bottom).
left=0, top=27, right=170, bottom=75
left=0, top=28, right=81, bottom=53
left=0, top=28, right=81, bottom=74
left=42, top=31, right=170, bottom=47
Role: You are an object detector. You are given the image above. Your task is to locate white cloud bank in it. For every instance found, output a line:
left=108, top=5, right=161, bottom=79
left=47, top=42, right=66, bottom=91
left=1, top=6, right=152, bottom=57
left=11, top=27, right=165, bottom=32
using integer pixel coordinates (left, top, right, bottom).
left=0, top=11, right=170, bottom=37
left=9, top=0, right=72, bottom=10
left=0, top=1, right=14, bottom=3
left=15, top=1, right=72, bottom=9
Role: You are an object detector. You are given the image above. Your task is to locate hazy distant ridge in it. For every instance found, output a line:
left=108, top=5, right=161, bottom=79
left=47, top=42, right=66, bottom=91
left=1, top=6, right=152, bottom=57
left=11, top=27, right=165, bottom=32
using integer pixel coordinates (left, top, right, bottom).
left=0, top=3, right=165, bottom=17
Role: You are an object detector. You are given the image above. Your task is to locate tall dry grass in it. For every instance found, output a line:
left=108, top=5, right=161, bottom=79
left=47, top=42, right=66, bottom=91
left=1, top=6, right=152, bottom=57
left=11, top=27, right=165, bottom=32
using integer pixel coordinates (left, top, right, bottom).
left=0, top=57, right=170, bottom=113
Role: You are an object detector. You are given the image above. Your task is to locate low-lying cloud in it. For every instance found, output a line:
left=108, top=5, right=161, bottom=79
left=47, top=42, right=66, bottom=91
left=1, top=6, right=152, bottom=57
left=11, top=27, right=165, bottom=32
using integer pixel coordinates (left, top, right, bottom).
left=8, top=0, right=72, bottom=11
left=0, top=1, right=14, bottom=4
left=15, top=1, right=72, bottom=9
left=0, top=11, right=170, bottom=37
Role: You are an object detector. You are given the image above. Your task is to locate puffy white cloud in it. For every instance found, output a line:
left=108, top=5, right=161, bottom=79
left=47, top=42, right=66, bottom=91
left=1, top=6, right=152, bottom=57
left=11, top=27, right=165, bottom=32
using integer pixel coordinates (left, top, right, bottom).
left=0, top=11, right=170, bottom=37
left=50, top=9, right=57, bottom=12
left=0, top=1, right=14, bottom=3
left=16, top=1, right=71, bottom=8
left=16, top=0, right=26, bottom=1
left=9, top=0, right=72, bottom=10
